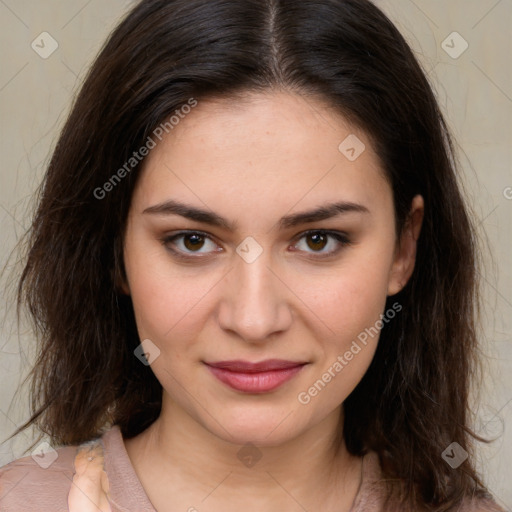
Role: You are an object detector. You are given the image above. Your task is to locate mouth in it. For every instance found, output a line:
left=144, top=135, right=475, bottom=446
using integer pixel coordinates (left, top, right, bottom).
left=204, top=359, right=308, bottom=393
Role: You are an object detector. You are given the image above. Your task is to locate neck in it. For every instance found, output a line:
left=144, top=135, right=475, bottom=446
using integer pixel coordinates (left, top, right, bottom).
left=125, top=398, right=362, bottom=512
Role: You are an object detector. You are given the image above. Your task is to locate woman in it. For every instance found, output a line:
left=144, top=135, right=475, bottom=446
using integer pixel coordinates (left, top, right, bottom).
left=0, top=0, right=505, bottom=511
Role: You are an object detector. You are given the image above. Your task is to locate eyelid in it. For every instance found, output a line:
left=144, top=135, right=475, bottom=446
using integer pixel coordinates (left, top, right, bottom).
left=161, top=229, right=351, bottom=259
left=160, top=230, right=221, bottom=258
left=290, top=229, right=351, bottom=258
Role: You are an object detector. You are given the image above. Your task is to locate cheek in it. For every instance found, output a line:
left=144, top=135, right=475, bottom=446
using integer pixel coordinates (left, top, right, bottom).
left=295, top=285, right=388, bottom=413
left=294, top=242, right=394, bottom=397
left=128, top=266, right=215, bottom=346
left=297, top=247, right=393, bottom=340
left=123, top=232, right=213, bottom=345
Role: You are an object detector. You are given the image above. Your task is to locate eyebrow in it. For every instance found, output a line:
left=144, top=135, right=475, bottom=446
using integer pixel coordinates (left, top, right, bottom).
left=143, top=199, right=370, bottom=231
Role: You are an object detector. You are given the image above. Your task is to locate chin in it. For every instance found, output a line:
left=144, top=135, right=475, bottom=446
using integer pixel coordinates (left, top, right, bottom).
left=207, top=406, right=306, bottom=447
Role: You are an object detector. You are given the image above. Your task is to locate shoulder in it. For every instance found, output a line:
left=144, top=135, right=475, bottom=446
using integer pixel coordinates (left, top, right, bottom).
left=0, top=429, right=116, bottom=512
left=0, top=426, right=142, bottom=512
left=350, top=451, right=388, bottom=511
left=351, top=451, right=507, bottom=512
left=0, top=442, right=78, bottom=512
left=458, top=494, right=509, bottom=512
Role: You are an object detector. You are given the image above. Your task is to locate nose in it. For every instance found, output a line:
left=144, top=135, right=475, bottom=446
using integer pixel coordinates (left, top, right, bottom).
left=216, top=246, right=293, bottom=343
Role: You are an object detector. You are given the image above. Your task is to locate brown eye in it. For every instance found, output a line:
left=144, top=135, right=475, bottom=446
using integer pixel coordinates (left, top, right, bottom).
left=183, top=233, right=206, bottom=251
left=162, top=231, right=221, bottom=258
left=305, top=232, right=328, bottom=251
left=293, top=230, right=351, bottom=257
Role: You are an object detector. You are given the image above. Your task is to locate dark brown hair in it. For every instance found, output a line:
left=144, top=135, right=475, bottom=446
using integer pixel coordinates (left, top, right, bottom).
left=6, top=0, right=501, bottom=510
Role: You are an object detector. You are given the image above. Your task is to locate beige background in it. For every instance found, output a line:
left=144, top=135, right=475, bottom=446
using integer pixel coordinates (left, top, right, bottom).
left=0, top=0, right=510, bottom=508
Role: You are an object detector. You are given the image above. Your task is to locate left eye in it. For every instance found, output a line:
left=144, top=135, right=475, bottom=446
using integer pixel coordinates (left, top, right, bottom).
left=161, top=230, right=350, bottom=258
left=292, top=230, right=350, bottom=257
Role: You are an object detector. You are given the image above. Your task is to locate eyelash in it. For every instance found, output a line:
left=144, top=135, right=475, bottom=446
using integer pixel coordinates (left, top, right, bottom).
left=160, top=230, right=351, bottom=260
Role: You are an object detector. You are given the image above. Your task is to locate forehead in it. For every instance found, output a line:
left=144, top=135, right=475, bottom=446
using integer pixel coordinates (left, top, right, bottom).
left=133, top=92, right=392, bottom=221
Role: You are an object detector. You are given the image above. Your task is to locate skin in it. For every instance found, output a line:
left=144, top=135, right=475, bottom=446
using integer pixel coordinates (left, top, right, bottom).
left=122, top=91, right=424, bottom=512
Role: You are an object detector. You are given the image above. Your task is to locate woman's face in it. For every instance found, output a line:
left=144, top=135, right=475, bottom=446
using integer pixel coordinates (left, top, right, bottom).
left=122, top=91, right=422, bottom=446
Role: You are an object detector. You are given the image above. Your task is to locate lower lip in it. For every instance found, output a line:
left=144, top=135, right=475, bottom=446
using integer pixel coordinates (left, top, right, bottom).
left=206, top=365, right=305, bottom=393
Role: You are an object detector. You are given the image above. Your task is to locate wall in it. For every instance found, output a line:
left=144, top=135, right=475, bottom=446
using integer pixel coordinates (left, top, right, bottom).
left=0, top=0, right=510, bottom=508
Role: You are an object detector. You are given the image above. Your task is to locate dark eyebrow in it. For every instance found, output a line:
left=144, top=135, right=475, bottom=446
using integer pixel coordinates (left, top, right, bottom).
left=142, top=199, right=370, bottom=231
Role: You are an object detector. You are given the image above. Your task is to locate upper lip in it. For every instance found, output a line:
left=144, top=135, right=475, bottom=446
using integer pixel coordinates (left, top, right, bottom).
left=205, top=359, right=307, bottom=373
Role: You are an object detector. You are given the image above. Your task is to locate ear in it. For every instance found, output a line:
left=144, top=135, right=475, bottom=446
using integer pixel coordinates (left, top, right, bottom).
left=113, top=237, right=131, bottom=295
left=387, top=195, right=424, bottom=296
left=118, top=277, right=131, bottom=295
left=113, top=265, right=131, bottom=295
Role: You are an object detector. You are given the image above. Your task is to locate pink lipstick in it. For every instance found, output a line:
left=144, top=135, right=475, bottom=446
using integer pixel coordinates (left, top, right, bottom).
left=204, top=359, right=306, bottom=393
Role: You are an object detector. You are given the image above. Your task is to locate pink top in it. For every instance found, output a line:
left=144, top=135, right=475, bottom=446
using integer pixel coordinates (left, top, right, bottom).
left=0, top=425, right=506, bottom=511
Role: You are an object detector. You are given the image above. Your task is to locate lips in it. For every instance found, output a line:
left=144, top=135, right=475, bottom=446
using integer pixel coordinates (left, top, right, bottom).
left=204, top=359, right=307, bottom=393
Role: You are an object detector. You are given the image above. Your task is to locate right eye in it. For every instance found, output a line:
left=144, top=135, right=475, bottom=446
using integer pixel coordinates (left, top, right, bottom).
left=161, top=231, right=223, bottom=259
